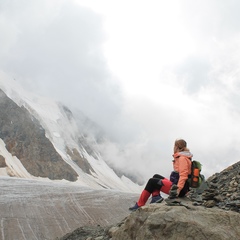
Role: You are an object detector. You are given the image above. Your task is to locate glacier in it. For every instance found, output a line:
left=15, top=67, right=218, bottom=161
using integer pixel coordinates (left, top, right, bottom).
left=0, top=176, right=138, bottom=240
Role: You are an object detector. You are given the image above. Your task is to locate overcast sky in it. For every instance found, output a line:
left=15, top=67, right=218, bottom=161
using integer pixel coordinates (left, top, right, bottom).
left=1, top=0, right=240, bottom=182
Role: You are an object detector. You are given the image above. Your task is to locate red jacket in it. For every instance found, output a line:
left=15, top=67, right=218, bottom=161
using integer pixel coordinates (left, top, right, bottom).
left=172, top=151, right=192, bottom=192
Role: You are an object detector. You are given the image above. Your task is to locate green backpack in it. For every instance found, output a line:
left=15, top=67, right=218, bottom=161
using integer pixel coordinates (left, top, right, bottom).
left=189, top=160, right=204, bottom=188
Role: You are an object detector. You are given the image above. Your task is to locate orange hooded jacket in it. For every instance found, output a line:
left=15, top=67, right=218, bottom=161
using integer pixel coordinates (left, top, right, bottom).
left=172, top=151, right=192, bottom=192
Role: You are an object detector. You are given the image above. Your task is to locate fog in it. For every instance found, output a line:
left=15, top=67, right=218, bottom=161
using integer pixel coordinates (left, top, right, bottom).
left=1, top=0, right=240, bottom=182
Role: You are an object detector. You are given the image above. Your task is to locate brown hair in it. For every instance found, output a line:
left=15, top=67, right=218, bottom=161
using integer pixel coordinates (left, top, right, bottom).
left=174, top=139, right=189, bottom=153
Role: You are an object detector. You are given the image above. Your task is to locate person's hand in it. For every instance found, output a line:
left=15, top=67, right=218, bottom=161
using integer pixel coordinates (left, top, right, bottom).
left=177, top=189, right=180, bottom=196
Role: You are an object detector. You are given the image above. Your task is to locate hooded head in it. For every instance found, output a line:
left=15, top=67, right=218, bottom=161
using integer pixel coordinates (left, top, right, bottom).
left=174, top=139, right=189, bottom=153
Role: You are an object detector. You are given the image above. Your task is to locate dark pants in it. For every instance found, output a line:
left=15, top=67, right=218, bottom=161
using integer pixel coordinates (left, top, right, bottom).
left=178, top=181, right=190, bottom=197
left=170, top=171, right=190, bottom=197
left=145, top=173, right=189, bottom=197
left=144, top=174, right=165, bottom=193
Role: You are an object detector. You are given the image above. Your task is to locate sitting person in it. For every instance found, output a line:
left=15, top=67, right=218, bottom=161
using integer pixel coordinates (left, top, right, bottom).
left=129, top=139, right=192, bottom=211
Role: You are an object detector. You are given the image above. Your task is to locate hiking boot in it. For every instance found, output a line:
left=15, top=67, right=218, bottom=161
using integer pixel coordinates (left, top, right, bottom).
left=129, top=203, right=139, bottom=211
left=150, top=195, right=164, bottom=204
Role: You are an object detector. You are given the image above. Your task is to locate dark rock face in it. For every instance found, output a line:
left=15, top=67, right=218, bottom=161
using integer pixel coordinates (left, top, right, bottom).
left=0, top=155, right=6, bottom=167
left=66, top=147, right=95, bottom=175
left=0, top=89, right=78, bottom=181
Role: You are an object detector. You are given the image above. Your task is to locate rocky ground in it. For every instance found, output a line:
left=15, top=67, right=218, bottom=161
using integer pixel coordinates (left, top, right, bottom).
left=56, top=225, right=111, bottom=240
left=201, top=161, right=240, bottom=211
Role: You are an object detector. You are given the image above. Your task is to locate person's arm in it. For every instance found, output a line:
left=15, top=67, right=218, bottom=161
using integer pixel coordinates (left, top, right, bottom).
left=177, top=156, right=189, bottom=194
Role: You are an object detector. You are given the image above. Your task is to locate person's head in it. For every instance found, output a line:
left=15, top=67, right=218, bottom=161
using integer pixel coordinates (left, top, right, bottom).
left=174, top=139, right=188, bottom=153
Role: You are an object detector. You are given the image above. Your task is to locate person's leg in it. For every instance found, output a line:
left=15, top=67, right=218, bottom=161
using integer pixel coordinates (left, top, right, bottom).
left=150, top=174, right=164, bottom=204
left=148, top=178, right=164, bottom=203
left=139, top=177, right=163, bottom=205
left=150, top=174, right=165, bottom=198
left=152, top=189, right=160, bottom=196
left=150, top=189, right=164, bottom=203
left=129, top=189, right=151, bottom=211
left=137, top=189, right=151, bottom=206
left=129, top=176, right=163, bottom=210
left=152, top=174, right=165, bottom=179
left=151, top=178, right=173, bottom=202
left=144, top=177, right=162, bottom=192
left=161, top=178, right=173, bottom=194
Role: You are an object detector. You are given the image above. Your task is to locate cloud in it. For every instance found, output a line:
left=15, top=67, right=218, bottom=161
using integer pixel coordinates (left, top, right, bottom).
left=181, top=0, right=240, bottom=40
left=1, top=0, right=240, bottom=183
left=0, top=0, right=123, bottom=131
left=172, top=57, right=211, bottom=93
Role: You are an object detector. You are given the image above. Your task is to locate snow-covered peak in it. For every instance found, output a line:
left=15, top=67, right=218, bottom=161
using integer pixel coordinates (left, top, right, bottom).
left=0, top=71, right=140, bottom=192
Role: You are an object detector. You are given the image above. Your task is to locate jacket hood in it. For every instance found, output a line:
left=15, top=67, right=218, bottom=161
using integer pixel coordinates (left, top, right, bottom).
left=173, top=151, right=193, bottom=158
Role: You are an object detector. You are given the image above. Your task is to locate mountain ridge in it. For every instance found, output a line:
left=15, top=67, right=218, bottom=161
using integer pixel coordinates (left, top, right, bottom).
left=0, top=73, right=140, bottom=192
left=0, top=89, right=78, bottom=181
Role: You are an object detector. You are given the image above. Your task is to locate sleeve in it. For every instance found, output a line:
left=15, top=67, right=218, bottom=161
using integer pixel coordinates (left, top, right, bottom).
left=177, top=156, right=189, bottom=192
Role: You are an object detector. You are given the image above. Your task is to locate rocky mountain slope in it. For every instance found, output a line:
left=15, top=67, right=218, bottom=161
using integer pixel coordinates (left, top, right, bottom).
left=0, top=89, right=78, bottom=181
left=0, top=74, right=139, bottom=192
left=58, top=161, right=240, bottom=240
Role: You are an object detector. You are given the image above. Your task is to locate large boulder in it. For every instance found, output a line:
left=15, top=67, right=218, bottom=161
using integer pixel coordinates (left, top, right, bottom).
left=59, top=202, right=240, bottom=240
left=110, top=203, right=240, bottom=240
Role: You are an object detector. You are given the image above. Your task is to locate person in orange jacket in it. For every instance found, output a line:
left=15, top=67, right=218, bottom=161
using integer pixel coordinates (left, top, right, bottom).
left=129, top=139, right=192, bottom=211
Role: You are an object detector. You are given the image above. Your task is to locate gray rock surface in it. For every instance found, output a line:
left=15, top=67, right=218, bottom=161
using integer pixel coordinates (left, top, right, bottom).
left=201, top=161, right=240, bottom=212
left=110, top=203, right=240, bottom=240
left=59, top=201, right=240, bottom=240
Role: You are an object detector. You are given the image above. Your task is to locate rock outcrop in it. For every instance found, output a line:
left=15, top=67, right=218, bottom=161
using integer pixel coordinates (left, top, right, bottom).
left=0, top=89, right=78, bottom=181
left=58, top=203, right=240, bottom=240
left=110, top=204, right=240, bottom=240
